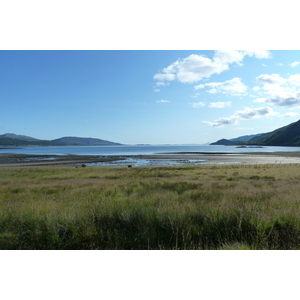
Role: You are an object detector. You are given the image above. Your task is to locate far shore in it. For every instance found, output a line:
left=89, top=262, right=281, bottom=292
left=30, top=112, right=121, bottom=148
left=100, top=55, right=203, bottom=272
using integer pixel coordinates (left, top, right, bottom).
left=2, top=151, right=300, bottom=167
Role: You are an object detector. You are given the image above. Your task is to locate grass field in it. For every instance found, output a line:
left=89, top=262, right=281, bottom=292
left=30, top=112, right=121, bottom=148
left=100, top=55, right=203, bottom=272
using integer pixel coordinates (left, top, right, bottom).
left=1, top=163, right=300, bottom=249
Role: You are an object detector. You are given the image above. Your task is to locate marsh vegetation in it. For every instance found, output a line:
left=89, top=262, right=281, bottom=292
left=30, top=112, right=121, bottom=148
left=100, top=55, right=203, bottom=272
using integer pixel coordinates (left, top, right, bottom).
left=1, top=164, right=300, bottom=249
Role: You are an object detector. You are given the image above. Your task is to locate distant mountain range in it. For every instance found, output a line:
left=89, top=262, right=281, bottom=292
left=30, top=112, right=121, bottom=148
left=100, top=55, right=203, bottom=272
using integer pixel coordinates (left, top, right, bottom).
left=211, top=119, right=300, bottom=146
left=0, top=133, right=121, bottom=147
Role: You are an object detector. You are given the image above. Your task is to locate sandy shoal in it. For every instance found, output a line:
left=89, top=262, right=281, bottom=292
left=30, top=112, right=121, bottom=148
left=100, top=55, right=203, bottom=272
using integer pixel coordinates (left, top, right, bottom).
left=1, top=152, right=300, bottom=167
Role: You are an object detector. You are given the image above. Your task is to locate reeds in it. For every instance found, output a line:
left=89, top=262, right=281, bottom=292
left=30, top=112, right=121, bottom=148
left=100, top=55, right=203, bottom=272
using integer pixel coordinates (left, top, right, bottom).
left=1, top=164, right=300, bottom=249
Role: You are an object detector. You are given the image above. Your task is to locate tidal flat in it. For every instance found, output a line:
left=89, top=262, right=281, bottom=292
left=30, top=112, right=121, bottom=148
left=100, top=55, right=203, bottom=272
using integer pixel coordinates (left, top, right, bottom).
left=2, top=151, right=300, bottom=167
left=1, top=163, right=300, bottom=249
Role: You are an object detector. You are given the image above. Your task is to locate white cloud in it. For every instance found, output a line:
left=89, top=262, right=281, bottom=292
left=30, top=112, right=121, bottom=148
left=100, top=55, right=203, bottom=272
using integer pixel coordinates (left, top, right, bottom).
left=209, top=101, right=232, bottom=108
left=279, top=112, right=299, bottom=117
left=153, top=79, right=170, bottom=92
left=189, top=102, right=206, bottom=108
left=203, top=106, right=276, bottom=127
left=256, top=73, right=286, bottom=85
left=194, top=84, right=205, bottom=90
left=213, top=50, right=245, bottom=65
left=235, top=107, right=276, bottom=119
left=261, top=92, right=300, bottom=107
left=156, top=100, right=170, bottom=103
left=153, top=73, right=176, bottom=82
left=288, top=74, right=300, bottom=86
left=155, top=82, right=168, bottom=87
left=290, top=61, right=300, bottom=67
left=253, top=73, right=300, bottom=107
left=252, top=86, right=260, bottom=92
left=243, top=50, right=271, bottom=59
left=154, top=50, right=271, bottom=85
left=191, top=92, right=200, bottom=98
left=195, top=77, right=247, bottom=96
left=203, top=118, right=238, bottom=127
left=253, top=97, right=267, bottom=103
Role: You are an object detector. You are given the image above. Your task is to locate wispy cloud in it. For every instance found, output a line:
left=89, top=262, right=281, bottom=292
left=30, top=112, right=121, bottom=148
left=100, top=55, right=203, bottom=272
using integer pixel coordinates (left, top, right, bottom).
left=189, top=102, right=206, bottom=108
left=156, top=100, right=170, bottom=103
left=191, top=92, right=200, bottom=98
left=195, top=77, right=247, bottom=96
left=278, top=112, right=299, bottom=117
left=290, top=61, right=300, bottom=67
left=153, top=81, right=170, bottom=92
left=203, top=107, right=276, bottom=127
left=209, top=101, right=232, bottom=108
left=154, top=50, right=271, bottom=85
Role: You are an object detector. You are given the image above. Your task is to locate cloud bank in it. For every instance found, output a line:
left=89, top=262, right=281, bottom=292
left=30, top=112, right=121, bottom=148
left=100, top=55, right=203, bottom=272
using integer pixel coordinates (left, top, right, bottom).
left=253, top=73, right=300, bottom=107
left=154, top=50, right=271, bottom=86
left=203, top=107, right=276, bottom=127
left=195, top=77, right=247, bottom=96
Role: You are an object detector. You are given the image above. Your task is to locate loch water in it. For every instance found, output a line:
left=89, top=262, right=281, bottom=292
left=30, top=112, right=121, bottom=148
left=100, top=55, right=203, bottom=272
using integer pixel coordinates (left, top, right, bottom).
left=1, top=144, right=300, bottom=156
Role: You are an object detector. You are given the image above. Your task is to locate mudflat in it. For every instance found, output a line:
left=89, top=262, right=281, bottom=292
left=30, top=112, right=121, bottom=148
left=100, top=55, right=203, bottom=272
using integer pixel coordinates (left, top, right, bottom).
left=1, top=152, right=300, bottom=167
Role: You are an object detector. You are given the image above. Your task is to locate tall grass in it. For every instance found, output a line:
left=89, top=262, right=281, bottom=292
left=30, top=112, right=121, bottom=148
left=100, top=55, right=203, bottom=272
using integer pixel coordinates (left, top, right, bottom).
left=1, top=164, right=300, bottom=249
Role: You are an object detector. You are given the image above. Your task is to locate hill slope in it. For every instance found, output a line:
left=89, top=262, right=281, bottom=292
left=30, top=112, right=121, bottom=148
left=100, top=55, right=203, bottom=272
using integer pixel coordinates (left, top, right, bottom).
left=0, top=137, right=61, bottom=147
left=0, top=133, right=121, bottom=147
left=229, top=133, right=264, bottom=142
left=210, top=139, right=235, bottom=145
left=0, top=133, right=39, bottom=141
left=248, top=120, right=300, bottom=146
left=52, top=136, right=121, bottom=146
left=210, top=119, right=300, bottom=146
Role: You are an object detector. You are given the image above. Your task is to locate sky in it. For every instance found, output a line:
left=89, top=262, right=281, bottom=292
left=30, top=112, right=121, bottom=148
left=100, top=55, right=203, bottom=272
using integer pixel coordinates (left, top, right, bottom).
left=1, top=50, right=300, bottom=144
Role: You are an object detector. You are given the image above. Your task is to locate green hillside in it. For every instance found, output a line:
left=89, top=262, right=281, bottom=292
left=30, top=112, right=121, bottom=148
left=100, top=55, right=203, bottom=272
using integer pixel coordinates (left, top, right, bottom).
left=210, top=119, right=300, bottom=147
left=52, top=137, right=121, bottom=146
left=210, top=139, right=235, bottom=145
left=0, top=137, right=61, bottom=147
left=248, top=119, right=300, bottom=146
left=0, top=134, right=121, bottom=147
left=0, top=133, right=39, bottom=141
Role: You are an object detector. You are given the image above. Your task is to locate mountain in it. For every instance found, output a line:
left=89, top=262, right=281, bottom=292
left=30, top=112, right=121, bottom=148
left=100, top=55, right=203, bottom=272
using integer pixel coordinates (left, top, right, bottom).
left=52, top=136, right=121, bottom=146
left=0, top=137, right=61, bottom=146
left=229, top=133, right=264, bottom=142
left=210, top=133, right=265, bottom=145
left=210, top=119, right=300, bottom=146
left=0, top=133, right=121, bottom=147
left=0, top=133, right=39, bottom=141
left=210, top=139, right=235, bottom=145
left=247, top=119, right=300, bottom=146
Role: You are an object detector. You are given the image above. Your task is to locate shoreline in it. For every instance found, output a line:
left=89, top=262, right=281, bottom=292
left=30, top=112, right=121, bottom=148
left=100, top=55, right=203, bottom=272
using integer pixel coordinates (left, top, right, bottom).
left=1, top=152, right=300, bottom=167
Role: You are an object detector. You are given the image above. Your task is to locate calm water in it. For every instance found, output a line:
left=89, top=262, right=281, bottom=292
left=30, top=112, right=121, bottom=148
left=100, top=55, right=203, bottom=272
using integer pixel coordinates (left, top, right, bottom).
left=1, top=144, right=300, bottom=156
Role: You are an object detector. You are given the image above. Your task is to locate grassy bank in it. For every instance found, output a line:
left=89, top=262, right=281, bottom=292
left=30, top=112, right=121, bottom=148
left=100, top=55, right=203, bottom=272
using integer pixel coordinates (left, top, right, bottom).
left=1, top=164, right=300, bottom=249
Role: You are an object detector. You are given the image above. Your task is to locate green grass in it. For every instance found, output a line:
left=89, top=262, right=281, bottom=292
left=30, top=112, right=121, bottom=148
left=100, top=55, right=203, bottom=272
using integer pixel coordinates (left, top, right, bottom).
left=1, top=164, right=300, bottom=249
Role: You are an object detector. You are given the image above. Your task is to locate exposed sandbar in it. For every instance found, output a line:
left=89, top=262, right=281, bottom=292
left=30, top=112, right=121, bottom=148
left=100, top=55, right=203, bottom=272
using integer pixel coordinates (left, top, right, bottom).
left=1, top=152, right=300, bottom=167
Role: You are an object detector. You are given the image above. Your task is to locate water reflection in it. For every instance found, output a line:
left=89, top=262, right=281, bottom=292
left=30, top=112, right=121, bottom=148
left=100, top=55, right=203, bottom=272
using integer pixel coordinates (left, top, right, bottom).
left=84, top=158, right=242, bottom=167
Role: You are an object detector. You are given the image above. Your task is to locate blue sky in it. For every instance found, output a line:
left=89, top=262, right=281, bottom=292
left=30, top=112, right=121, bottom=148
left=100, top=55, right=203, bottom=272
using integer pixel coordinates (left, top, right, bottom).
left=1, top=50, right=300, bottom=144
